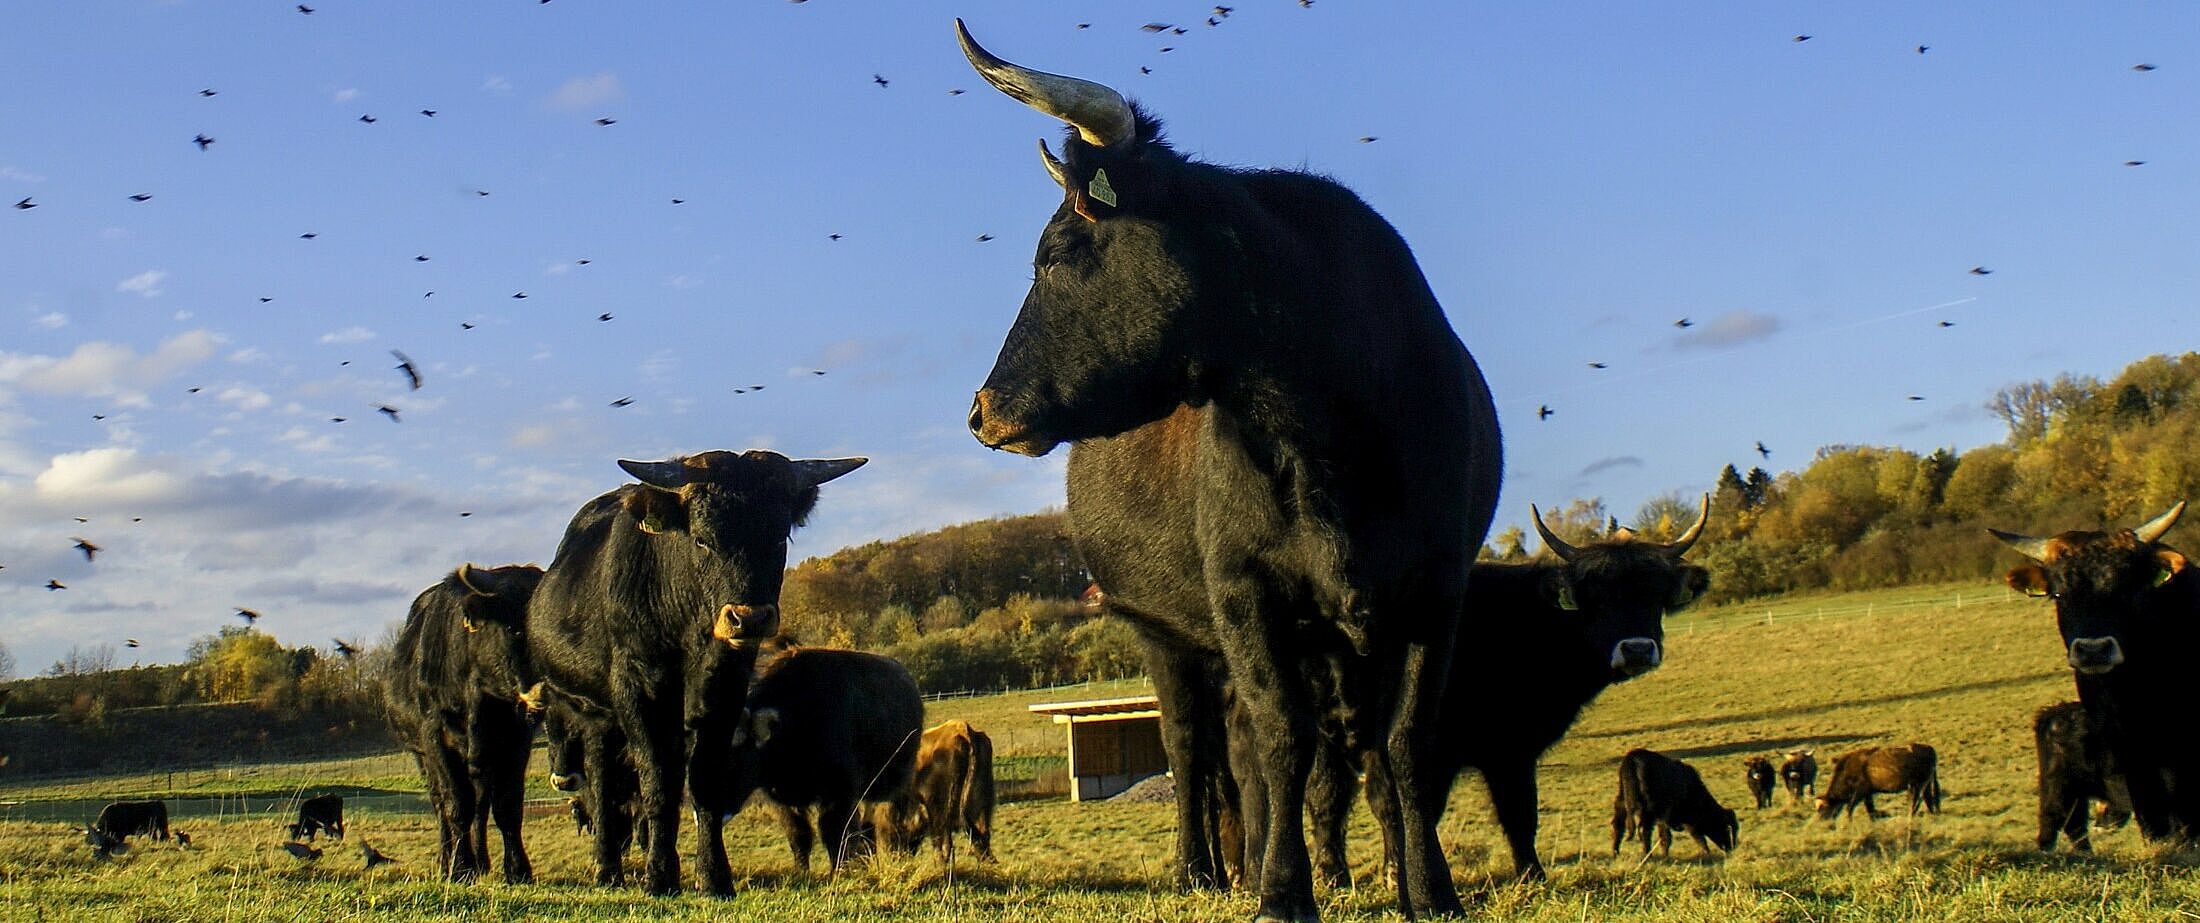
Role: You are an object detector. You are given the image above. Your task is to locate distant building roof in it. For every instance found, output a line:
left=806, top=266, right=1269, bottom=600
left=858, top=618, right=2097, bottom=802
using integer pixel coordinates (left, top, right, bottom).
left=1028, top=694, right=1160, bottom=722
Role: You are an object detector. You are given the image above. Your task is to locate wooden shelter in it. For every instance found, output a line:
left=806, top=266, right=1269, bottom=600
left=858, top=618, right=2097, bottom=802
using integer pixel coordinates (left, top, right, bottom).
left=1028, top=694, right=1166, bottom=802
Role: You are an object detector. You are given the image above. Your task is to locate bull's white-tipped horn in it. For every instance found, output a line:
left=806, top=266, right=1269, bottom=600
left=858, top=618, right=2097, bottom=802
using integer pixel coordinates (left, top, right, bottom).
left=792, top=457, right=867, bottom=489
left=1665, top=493, right=1712, bottom=558
left=1038, top=138, right=1069, bottom=188
left=455, top=562, right=492, bottom=597
left=1988, top=528, right=2056, bottom=563
left=1531, top=503, right=1580, bottom=562
left=618, top=457, right=691, bottom=489
left=957, top=19, right=1134, bottom=148
left=2134, top=500, right=2186, bottom=545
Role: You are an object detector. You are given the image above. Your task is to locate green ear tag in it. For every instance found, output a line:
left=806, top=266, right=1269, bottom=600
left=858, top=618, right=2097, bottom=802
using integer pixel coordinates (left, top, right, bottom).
left=639, top=514, right=666, bottom=535
left=1087, top=168, right=1118, bottom=208
left=2155, top=567, right=2175, bottom=588
left=1556, top=585, right=1579, bottom=611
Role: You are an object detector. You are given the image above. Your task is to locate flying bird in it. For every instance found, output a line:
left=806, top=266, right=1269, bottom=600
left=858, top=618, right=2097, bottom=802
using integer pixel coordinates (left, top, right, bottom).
left=575, top=258, right=591, bottom=265
left=125, top=639, right=140, bottom=648
left=1969, top=266, right=1992, bottom=275
left=12, top=197, right=33, bottom=210
left=296, top=4, right=313, bottom=13
left=828, top=233, right=843, bottom=241
left=258, top=297, right=274, bottom=303
left=71, top=538, right=100, bottom=562
left=281, top=842, right=322, bottom=861
left=670, top=198, right=685, bottom=205
left=376, top=404, right=401, bottom=422
left=1674, top=318, right=1693, bottom=328
left=1077, top=23, right=1090, bottom=30
left=128, top=194, right=153, bottom=202
left=1792, top=34, right=1811, bottom=42
left=594, top=118, right=617, bottom=126
left=1938, top=320, right=1954, bottom=328
left=1140, top=67, right=1153, bottom=75
left=2125, top=160, right=2146, bottom=167
left=413, top=255, right=429, bottom=262
left=1587, top=362, right=1608, bottom=369
left=358, top=114, right=377, bottom=124
left=1755, top=441, right=1771, bottom=460
left=188, top=387, right=202, bottom=393
left=199, top=88, right=218, bottom=97
left=1537, top=405, right=1553, bottom=421
left=332, top=639, right=360, bottom=659
left=1141, top=23, right=1171, bottom=33
left=360, top=839, right=397, bottom=868
left=873, top=74, right=890, bottom=88
left=1907, top=395, right=1925, bottom=401
left=1160, top=46, right=1176, bottom=53
left=610, top=396, right=634, bottom=408
left=47, top=580, right=66, bottom=591
left=1916, top=45, right=1929, bottom=54
left=92, top=414, right=106, bottom=421
left=2133, top=63, right=2157, bottom=72
left=811, top=369, right=827, bottom=376
left=391, top=350, right=421, bottom=390
left=1208, top=17, right=1221, bottom=27
left=459, top=322, right=474, bottom=330
left=419, top=109, right=436, bottom=117
left=299, top=232, right=318, bottom=239
left=330, top=417, right=346, bottom=423
left=947, top=88, right=965, bottom=96
left=598, top=313, right=614, bottom=322
left=235, top=608, right=262, bottom=625
left=976, top=234, right=993, bottom=242
left=193, top=134, right=214, bottom=150
left=511, top=291, right=527, bottom=299
left=74, top=517, right=89, bottom=523
left=1214, top=5, right=1233, bottom=15
left=1358, top=136, right=1378, bottom=143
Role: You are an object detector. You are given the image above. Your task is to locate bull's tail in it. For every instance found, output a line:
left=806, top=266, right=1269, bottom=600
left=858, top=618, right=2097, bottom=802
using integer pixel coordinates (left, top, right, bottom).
left=1926, top=762, right=1943, bottom=815
left=966, top=730, right=996, bottom=861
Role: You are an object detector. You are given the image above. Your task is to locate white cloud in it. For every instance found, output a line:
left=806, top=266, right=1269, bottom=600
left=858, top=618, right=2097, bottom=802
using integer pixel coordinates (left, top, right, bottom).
left=1, top=166, right=46, bottom=183
left=319, top=326, right=376, bottom=344
left=333, top=88, right=361, bottom=103
left=545, top=262, right=572, bottom=276
left=31, top=312, right=67, bottom=330
left=0, top=330, right=220, bottom=399
left=544, top=72, right=623, bottom=111
left=639, top=350, right=679, bottom=382
left=227, top=347, right=266, bottom=364
left=277, top=426, right=337, bottom=453
left=1675, top=310, right=1782, bottom=350
left=663, top=274, right=701, bottom=290
left=173, top=310, right=194, bottom=321
left=482, top=75, right=512, bottom=94
left=218, top=386, right=271, bottom=411
left=99, top=227, right=132, bottom=241
left=116, top=270, right=168, bottom=298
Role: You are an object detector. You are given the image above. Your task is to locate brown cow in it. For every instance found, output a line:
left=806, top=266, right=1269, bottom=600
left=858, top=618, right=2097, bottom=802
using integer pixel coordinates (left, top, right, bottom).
left=1741, top=756, right=1776, bottom=809
left=880, top=719, right=997, bottom=864
left=1780, top=748, right=1817, bottom=803
left=1814, top=743, right=1940, bottom=821
left=2035, top=701, right=2132, bottom=851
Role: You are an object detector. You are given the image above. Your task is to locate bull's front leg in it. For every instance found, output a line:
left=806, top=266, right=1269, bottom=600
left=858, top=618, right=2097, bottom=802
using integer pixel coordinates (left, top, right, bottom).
left=1212, top=582, right=1318, bottom=923
left=684, top=723, right=737, bottom=896
left=615, top=686, right=686, bottom=895
left=1481, top=756, right=1544, bottom=881
left=1145, top=642, right=1230, bottom=890
left=1383, top=634, right=1465, bottom=917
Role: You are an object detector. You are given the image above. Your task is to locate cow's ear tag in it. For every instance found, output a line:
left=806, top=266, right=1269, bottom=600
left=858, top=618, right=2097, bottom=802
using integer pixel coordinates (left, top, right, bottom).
left=1555, top=584, right=1579, bottom=611
left=2155, top=567, right=2175, bottom=588
left=638, top=514, right=666, bottom=535
left=1087, top=168, right=1118, bottom=208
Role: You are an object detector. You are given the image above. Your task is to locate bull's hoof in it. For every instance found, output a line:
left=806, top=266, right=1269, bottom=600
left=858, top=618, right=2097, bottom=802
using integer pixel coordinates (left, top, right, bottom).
left=505, top=869, right=534, bottom=885
left=1252, top=898, right=1321, bottom=923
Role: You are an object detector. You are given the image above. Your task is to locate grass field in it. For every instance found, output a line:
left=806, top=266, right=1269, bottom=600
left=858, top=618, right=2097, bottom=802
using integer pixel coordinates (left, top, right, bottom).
left=5, top=581, right=2199, bottom=921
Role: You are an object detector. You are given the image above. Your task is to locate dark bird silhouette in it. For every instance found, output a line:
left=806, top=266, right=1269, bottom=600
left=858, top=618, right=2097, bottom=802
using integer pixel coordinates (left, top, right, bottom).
left=1587, top=361, right=1608, bottom=369
left=1917, top=45, right=1929, bottom=54
left=2125, top=160, right=2146, bottom=167
left=413, top=255, right=429, bottom=262
left=2134, top=63, right=2157, bottom=72
left=91, top=415, right=106, bottom=421
left=609, top=396, right=634, bottom=407
left=188, top=387, right=202, bottom=393
left=175, top=832, right=191, bottom=847
left=1171, top=27, right=1186, bottom=35
left=948, top=88, right=965, bottom=96
left=330, top=417, right=346, bottom=423
left=670, top=198, right=685, bottom=205
left=749, top=384, right=765, bottom=391
left=976, top=234, right=993, bottom=242
left=296, top=4, right=313, bottom=13
left=74, top=517, right=89, bottom=523
left=1969, top=266, right=1992, bottom=275
left=733, top=388, right=747, bottom=394
left=128, top=194, right=153, bottom=202
left=299, top=232, right=317, bottom=239
left=459, top=511, right=472, bottom=517
left=235, top=608, right=262, bottom=625
left=332, top=639, right=360, bottom=659
left=828, top=233, right=843, bottom=241
left=1141, top=23, right=1170, bottom=33
left=1160, top=46, right=1176, bottom=52
left=873, top=74, right=890, bottom=88
left=125, top=639, right=139, bottom=648
left=419, top=109, right=436, bottom=117
left=1537, top=405, right=1553, bottom=421
left=594, top=118, right=616, bottom=126
left=193, top=134, right=214, bottom=150
left=811, top=369, right=827, bottom=376
left=1208, top=17, right=1220, bottom=26
left=1299, top=0, right=1313, bottom=7
left=199, top=88, right=218, bottom=97
left=72, top=538, right=100, bottom=562
left=360, top=839, right=397, bottom=868
left=459, top=322, right=474, bottom=330
left=1356, top=136, right=1379, bottom=143
left=281, top=842, right=321, bottom=860
left=258, top=297, right=274, bottom=303
left=1674, top=317, right=1693, bottom=328
left=474, top=189, right=490, bottom=197
left=391, top=350, right=421, bottom=390
left=12, top=197, right=33, bottom=210
left=1140, top=66, right=1152, bottom=75
left=358, top=114, right=377, bottom=124
left=1938, top=320, right=1954, bottom=328
left=1793, top=34, right=1812, bottom=42
left=1077, top=23, right=1090, bottom=29
left=1214, top=5, right=1233, bottom=15
left=575, top=258, right=591, bottom=265
left=47, top=580, right=66, bottom=591
left=1755, top=440, right=1771, bottom=460
left=84, top=825, right=122, bottom=857
left=511, top=291, right=527, bottom=299
left=1907, top=395, right=1925, bottom=401
left=597, top=313, right=613, bottom=322
left=376, top=404, right=401, bottom=422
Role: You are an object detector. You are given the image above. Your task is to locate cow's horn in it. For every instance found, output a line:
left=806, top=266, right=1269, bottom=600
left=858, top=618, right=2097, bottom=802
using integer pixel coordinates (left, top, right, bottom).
left=792, top=457, right=867, bottom=489
left=2134, top=500, right=2186, bottom=545
left=1038, top=138, right=1069, bottom=188
left=1665, top=493, right=1711, bottom=558
left=1988, top=528, right=2055, bottom=563
left=957, top=19, right=1134, bottom=149
left=618, top=458, right=691, bottom=489
left=1531, top=503, right=1580, bottom=562
left=455, top=562, right=491, bottom=597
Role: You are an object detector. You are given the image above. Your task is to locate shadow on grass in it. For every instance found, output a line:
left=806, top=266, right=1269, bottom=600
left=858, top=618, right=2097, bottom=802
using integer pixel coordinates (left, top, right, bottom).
left=1576, top=671, right=2065, bottom=741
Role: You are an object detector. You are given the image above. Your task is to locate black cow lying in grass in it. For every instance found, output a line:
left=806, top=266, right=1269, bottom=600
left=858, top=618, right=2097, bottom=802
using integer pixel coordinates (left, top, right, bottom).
left=1612, top=749, right=1738, bottom=858
left=2035, top=701, right=2133, bottom=851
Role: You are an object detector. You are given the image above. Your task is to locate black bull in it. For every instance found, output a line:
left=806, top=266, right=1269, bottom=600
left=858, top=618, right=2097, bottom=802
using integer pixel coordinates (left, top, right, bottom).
left=523, top=450, right=863, bottom=895
left=956, top=22, right=1503, bottom=922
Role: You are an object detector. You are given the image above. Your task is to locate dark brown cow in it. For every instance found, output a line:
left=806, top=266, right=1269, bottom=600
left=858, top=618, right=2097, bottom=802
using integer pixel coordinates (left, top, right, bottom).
left=94, top=800, right=170, bottom=845
left=1741, top=756, right=1776, bottom=809
left=288, top=795, right=345, bottom=841
left=1611, top=749, right=1737, bottom=858
left=729, top=648, right=924, bottom=873
left=2035, top=701, right=2132, bottom=851
left=1814, top=743, right=1941, bottom=821
left=880, top=719, right=997, bottom=864
left=1779, top=749, right=1817, bottom=804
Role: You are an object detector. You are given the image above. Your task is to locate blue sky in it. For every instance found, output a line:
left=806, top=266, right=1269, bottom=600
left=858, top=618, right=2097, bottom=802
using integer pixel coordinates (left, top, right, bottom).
left=2, top=1, right=2193, bottom=671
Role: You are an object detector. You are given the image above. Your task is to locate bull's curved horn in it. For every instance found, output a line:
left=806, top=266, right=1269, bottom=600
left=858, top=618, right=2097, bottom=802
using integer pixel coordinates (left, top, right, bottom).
left=1531, top=503, right=1580, bottom=562
left=956, top=19, right=1134, bottom=149
left=1665, top=493, right=1712, bottom=558
left=1988, top=528, right=2055, bottom=563
left=1038, top=138, right=1069, bottom=189
left=2134, top=500, right=2187, bottom=545
left=618, top=458, right=691, bottom=489
left=455, top=562, right=492, bottom=597
left=792, top=457, right=867, bottom=489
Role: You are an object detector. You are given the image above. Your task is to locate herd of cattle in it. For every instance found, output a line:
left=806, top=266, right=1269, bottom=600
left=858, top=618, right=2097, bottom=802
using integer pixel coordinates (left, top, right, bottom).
left=34, top=20, right=2200, bottom=923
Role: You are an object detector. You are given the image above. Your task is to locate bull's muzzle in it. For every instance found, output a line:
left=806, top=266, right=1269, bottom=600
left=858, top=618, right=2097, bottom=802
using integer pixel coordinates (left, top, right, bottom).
left=968, top=389, right=1054, bottom=457
left=1611, top=638, right=1663, bottom=677
left=2068, top=637, right=2124, bottom=675
left=549, top=771, right=582, bottom=792
left=714, top=603, right=781, bottom=648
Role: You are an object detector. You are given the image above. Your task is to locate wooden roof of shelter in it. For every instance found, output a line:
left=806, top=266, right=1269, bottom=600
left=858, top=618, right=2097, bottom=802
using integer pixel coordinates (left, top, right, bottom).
left=1028, top=694, right=1160, bottom=722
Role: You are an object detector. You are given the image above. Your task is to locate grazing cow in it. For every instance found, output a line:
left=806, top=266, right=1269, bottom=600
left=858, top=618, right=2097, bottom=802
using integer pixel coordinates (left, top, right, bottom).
left=538, top=686, right=646, bottom=858
left=1994, top=501, right=2200, bottom=841
left=1742, top=757, right=1777, bottom=810
left=879, top=719, right=998, bottom=864
left=1814, top=743, right=1941, bottom=821
left=1780, top=749, right=1817, bottom=803
left=729, top=648, right=924, bottom=872
left=1260, top=500, right=1712, bottom=885
left=1611, top=749, right=1738, bottom=858
left=2035, top=701, right=2133, bottom=851
left=525, top=451, right=864, bottom=894
left=93, top=800, right=170, bottom=845
left=383, top=563, right=543, bottom=883
left=288, top=795, right=345, bottom=841
left=956, top=22, right=1502, bottom=921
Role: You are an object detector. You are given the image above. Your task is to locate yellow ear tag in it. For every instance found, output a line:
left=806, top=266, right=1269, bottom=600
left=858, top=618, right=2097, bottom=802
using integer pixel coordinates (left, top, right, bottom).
left=1087, top=168, right=1118, bottom=208
left=2155, top=567, right=2175, bottom=588
left=1556, top=584, right=1579, bottom=611
left=639, top=514, right=666, bottom=535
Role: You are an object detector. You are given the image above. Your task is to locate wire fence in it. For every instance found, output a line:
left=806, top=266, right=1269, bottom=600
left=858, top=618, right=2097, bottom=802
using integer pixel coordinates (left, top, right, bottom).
left=1672, top=586, right=2032, bottom=636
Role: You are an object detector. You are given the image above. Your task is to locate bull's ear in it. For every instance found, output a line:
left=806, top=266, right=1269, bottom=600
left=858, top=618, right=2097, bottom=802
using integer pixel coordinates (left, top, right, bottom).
left=1670, top=566, right=1711, bottom=610
left=2155, top=550, right=2188, bottom=588
left=621, top=486, right=688, bottom=535
left=2006, top=564, right=2052, bottom=598
left=1539, top=570, right=1579, bottom=611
